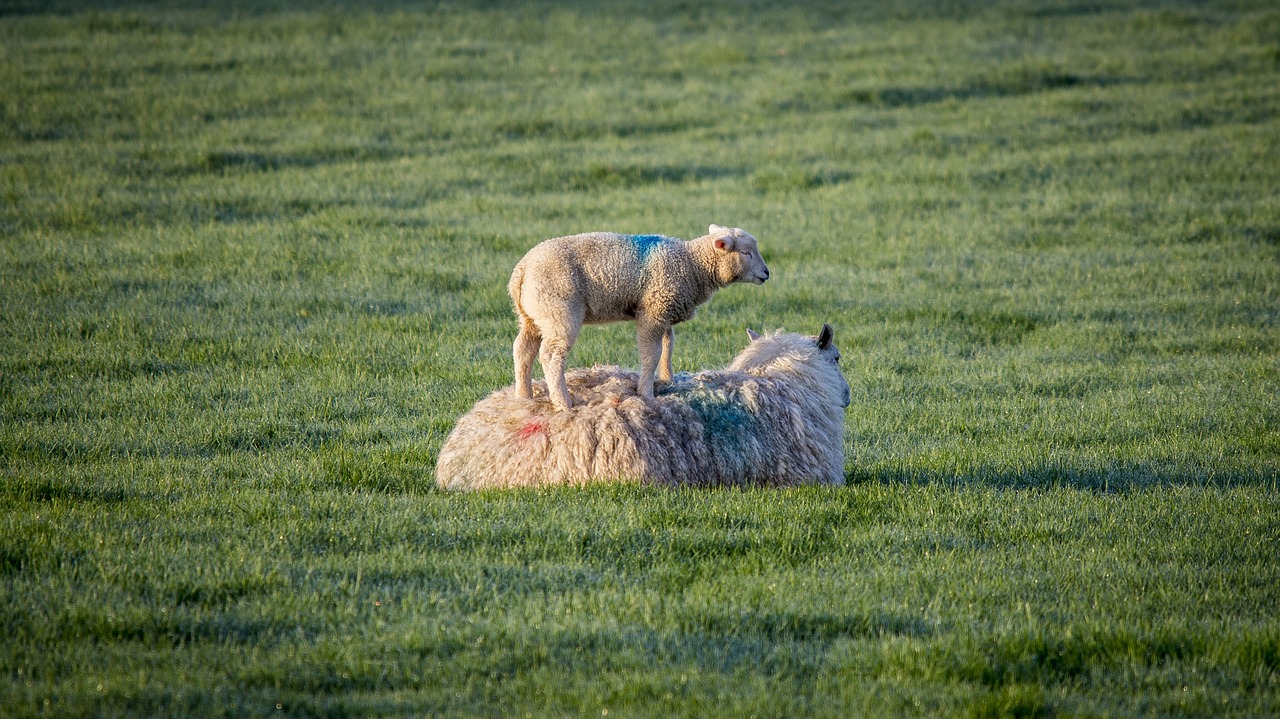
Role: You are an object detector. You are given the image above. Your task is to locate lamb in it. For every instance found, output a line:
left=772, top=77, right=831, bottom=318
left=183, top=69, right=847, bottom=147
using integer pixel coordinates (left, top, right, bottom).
left=508, top=224, right=770, bottom=410
left=436, top=324, right=850, bottom=490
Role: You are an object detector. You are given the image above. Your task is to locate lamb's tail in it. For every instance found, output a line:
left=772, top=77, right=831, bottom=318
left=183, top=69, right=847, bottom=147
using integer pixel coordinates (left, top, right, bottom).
left=507, top=259, right=528, bottom=320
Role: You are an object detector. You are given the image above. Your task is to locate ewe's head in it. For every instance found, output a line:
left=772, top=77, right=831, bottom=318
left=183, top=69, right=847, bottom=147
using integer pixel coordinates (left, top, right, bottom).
left=730, top=324, right=851, bottom=408
left=708, top=224, right=769, bottom=285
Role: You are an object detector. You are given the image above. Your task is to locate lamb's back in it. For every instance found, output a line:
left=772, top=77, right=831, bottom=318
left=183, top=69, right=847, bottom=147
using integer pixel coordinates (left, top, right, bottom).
left=515, top=232, right=685, bottom=322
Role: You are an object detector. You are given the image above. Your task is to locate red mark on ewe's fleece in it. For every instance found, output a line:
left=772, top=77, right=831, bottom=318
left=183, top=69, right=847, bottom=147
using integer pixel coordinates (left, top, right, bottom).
left=517, top=418, right=548, bottom=441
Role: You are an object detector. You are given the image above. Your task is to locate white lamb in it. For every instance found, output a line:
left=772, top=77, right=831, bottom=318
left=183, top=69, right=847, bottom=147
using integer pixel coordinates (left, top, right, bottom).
left=436, top=324, right=850, bottom=489
left=508, top=224, right=770, bottom=410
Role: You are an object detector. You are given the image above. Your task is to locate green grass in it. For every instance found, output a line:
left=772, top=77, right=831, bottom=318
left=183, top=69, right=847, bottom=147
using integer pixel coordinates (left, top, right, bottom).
left=2, top=0, right=1278, bottom=716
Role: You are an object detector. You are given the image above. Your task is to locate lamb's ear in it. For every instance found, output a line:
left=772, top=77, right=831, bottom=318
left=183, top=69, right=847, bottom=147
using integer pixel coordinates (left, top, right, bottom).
left=817, top=323, right=834, bottom=350
left=746, top=328, right=762, bottom=342
left=714, top=235, right=736, bottom=252
left=709, top=223, right=727, bottom=235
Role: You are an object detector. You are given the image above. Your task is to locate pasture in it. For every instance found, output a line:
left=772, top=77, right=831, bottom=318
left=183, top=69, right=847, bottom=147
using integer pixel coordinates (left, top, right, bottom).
left=2, top=0, right=1278, bottom=716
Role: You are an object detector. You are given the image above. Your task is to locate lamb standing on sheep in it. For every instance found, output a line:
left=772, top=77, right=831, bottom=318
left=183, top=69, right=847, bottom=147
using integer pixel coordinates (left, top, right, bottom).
left=436, top=324, right=850, bottom=490
left=508, top=224, right=769, bottom=410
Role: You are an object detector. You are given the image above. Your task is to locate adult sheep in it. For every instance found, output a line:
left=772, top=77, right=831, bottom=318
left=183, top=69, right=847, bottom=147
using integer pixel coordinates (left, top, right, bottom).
left=509, top=224, right=769, bottom=410
left=436, top=324, right=850, bottom=490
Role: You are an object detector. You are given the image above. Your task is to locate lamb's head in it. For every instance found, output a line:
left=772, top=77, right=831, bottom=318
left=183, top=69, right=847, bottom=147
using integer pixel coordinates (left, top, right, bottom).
left=708, top=224, right=769, bottom=285
left=730, top=324, right=851, bottom=408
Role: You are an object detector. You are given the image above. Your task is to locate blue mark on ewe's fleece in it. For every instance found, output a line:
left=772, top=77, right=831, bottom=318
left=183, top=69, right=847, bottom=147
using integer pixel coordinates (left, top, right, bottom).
left=660, top=378, right=756, bottom=453
left=623, top=234, right=668, bottom=259
left=687, top=392, right=752, bottom=437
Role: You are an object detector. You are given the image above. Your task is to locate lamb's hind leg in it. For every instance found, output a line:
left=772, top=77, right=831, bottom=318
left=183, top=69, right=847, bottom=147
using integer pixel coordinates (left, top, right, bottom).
left=513, top=317, right=541, bottom=399
left=538, top=316, right=582, bottom=410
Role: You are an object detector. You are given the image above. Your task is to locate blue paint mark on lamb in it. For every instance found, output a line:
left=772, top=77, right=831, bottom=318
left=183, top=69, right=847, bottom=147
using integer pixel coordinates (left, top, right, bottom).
left=622, top=234, right=670, bottom=259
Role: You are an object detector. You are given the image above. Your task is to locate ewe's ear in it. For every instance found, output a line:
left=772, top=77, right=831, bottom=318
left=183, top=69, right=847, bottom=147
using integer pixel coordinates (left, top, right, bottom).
left=709, top=223, right=727, bottom=235
left=746, top=328, right=762, bottom=342
left=817, top=323, right=834, bottom=350
left=714, top=235, right=736, bottom=252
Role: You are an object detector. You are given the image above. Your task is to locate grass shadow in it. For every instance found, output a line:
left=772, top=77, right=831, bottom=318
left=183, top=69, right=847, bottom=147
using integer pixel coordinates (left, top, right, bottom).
left=849, top=463, right=1280, bottom=491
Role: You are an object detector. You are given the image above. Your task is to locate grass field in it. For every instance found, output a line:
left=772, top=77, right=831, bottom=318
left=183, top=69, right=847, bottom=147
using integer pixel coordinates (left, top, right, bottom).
left=2, top=0, right=1278, bottom=716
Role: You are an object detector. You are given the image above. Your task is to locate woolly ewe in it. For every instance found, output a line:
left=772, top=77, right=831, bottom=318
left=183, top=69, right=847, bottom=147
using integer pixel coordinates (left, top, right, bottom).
left=436, top=324, right=850, bottom=489
left=508, top=224, right=769, bottom=410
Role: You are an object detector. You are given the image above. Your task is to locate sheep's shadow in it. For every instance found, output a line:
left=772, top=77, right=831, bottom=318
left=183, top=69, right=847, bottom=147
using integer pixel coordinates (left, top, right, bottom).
left=847, top=463, right=1278, bottom=492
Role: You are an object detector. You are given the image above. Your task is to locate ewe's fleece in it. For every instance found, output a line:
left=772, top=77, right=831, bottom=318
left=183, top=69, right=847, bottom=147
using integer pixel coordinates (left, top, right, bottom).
left=436, top=326, right=850, bottom=489
left=509, top=224, right=770, bottom=409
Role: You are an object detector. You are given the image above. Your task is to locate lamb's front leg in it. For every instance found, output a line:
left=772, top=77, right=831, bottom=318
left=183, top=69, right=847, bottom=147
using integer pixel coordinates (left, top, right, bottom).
left=636, top=321, right=666, bottom=400
left=658, top=326, right=674, bottom=382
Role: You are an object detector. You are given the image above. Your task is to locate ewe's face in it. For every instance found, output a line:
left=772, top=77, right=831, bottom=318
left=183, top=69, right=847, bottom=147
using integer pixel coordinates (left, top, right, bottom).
left=815, top=324, right=852, bottom=408
left=713, top=230, right=770, bottom=285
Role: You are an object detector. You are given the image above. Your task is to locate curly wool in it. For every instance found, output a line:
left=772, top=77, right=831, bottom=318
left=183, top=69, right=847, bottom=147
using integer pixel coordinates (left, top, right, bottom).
left=436, top=329, right=848, bottom=489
